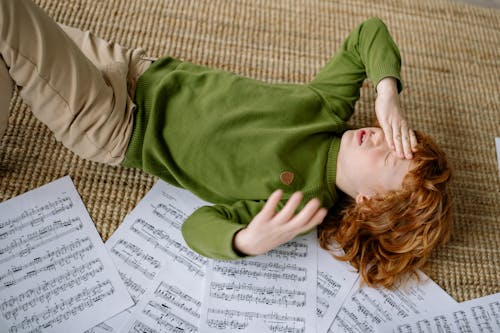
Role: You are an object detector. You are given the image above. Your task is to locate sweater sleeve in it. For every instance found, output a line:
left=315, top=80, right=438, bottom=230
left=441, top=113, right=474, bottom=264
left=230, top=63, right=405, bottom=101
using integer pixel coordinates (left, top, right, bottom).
left=308, top=17, right=403, bottom=121
left=181, top=200, right=267, bottom=260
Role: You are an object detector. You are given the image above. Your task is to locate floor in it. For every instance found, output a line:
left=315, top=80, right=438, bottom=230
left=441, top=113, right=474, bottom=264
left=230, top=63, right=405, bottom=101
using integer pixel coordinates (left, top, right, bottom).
left=454, top=0, right=500, bottom=8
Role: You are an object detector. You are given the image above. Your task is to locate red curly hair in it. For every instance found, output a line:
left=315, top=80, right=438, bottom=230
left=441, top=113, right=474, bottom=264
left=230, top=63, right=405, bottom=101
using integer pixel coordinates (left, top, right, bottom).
left=318, top=130, right=452, bottom=289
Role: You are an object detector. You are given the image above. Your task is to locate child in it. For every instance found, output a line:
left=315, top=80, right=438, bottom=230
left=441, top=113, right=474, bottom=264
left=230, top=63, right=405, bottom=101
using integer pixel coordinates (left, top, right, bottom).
left=0, top=0, right=452, bottom=288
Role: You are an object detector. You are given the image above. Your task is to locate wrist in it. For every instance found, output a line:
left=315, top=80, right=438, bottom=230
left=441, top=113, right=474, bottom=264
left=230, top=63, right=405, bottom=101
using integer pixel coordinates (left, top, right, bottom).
left=232, top=228, right=252, bottom=256
left=376, top=77, right=398, bottom=95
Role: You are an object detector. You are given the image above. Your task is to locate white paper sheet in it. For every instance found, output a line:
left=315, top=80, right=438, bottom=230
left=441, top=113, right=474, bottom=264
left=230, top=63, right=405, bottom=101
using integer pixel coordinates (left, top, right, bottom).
left=104, top=180, right=210, bottom=332
left=316, top=247, right=359, bottom=332
left=199, top=232, right=318, bottom=333
left=328, top=271, right=457, bottom=333
left=0, top=176, right=133, bottom=333
left=495, top=137, right=500, bottom=176
left=120, top=260, right=204, bottom=333
left=379, top=292, right=500, bottom=333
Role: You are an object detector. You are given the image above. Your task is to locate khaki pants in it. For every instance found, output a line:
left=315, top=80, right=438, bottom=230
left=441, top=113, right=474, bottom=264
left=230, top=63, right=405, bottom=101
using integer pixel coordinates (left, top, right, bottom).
left=0, top=0, right=153, bottom=165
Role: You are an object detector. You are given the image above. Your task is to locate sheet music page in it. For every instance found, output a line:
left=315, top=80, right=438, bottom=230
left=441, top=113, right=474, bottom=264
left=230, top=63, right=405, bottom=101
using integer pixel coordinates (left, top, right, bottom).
left=316, top=247, right=359, bottom=332
left=328, top=270, right=457, bottom=333
left=0, top=176, right=133, bottom=333
left=102, top=180, right=210, bottom=332
left=379, top=292, right=500, bottom=333
left=199, top=231, right=318, bottom=333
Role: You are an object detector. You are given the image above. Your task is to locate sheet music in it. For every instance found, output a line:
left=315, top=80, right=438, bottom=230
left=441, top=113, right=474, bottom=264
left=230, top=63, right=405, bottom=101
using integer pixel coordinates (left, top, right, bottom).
left=379, top=292, right=500, bottom=333
left=103, top=180, right=210, bottom=332
left=328, top=270, right=457, bottom=332
left=316, top=247, right=359, bottom=332
left=199, top=231, right=318, bottom=333
left=0, top=176, right=133, bottom=333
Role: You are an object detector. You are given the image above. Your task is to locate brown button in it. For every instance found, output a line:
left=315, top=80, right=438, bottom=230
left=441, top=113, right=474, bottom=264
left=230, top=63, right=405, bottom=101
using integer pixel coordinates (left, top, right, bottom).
left=280, top=171, right=295, bottom=186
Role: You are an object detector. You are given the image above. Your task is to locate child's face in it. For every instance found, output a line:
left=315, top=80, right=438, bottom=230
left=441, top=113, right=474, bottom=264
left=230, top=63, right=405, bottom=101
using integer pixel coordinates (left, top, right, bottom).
left=336, top=127, right=413, bottom=200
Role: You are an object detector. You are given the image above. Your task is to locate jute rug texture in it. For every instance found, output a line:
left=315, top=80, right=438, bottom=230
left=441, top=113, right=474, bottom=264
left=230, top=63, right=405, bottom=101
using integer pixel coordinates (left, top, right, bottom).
left=1, top=0, right=499, bottom=302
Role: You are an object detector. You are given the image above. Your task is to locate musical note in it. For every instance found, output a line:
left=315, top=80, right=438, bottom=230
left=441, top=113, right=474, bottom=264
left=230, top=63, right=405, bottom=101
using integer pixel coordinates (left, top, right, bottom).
left=209, top=282, right=306, bottom=308
left=129, top=320, right=159, bottom=333
left=330, top=270, right=457, bottom=333
left=381, top=293, right=500, bottom=333
left=130, top=219, right=207, bottom=277
left=212, top=260, right=307, bottom=282
left=154, top=282, right=201, bottom=318
left=103, top=180, right=210, bottom=332
left=199, top=232, right=318, bottom=332
left=206, top=308, right=306, bottom=333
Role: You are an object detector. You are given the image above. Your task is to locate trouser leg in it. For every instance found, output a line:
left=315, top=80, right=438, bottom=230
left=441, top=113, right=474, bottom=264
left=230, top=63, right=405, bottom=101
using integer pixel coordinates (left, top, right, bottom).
left=0, top=55, right=13, bottom=139
left=0, top=0, right=151, bottom=165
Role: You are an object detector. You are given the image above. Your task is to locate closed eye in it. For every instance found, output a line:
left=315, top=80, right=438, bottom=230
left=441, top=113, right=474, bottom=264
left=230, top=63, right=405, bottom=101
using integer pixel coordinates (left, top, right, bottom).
left=385, top=151, right=394, bottom=167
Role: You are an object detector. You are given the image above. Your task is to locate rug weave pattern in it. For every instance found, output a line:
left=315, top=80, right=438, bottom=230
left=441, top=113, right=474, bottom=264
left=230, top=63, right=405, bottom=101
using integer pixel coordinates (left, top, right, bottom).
left=1, top=0, right=499, bottom=302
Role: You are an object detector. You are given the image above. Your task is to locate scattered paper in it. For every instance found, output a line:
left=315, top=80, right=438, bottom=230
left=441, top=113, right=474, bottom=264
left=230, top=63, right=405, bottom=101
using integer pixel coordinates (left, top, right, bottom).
left=2, top=178, right=470, bottom=333
left=327, top=271, right=457, bottom=332
left=379, top=292, right=500, bottom=332
left=0, top=176, right=133, bottom=333
left=104, top=181, right=210, bottom=332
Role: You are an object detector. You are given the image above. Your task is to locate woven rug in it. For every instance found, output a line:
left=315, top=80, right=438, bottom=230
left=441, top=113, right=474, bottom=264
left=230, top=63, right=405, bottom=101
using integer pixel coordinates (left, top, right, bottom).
left=1, top=0, right=498, bottom=303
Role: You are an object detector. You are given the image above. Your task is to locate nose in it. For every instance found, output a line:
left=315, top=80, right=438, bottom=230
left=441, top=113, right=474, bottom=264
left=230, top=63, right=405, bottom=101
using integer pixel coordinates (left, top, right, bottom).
left=370, top=128, right=385, bottom=146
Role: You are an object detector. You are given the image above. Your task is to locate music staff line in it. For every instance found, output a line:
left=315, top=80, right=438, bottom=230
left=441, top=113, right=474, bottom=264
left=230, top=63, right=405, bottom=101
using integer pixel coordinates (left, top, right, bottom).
left=2, top=259, right=104, bottom=320
left=0, top=196, right=73, bottom=231
left=119, top=271, right=146, bottom=303
left=206, top=308, right=306, bottom=333
left=0, top=236, right=92, bottom=284
left=129, top=218, right=207, bottom=277
left=154, top=282, right=201, bottom=319
left=209, top=281, right=306, bottom=308
left=212, top=260, right=307, bottom=282
left=0, top=240, right=95, bottom=291
left=0, top=217, right=84, bottom=265
left=8, top=280, right=116, bottom=333
left=151, top=203, right=186, bottom=230
left=142, top=300, right=198, bottom=333
left=317, top=271, right=341, bottom=298
left=111, top=239, right=161, bottom=280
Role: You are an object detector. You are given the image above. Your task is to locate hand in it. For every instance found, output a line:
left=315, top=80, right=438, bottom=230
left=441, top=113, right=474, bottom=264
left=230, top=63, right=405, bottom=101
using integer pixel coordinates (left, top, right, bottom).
left=375, top=77, right=417, bottom=159
left=233, top=190, right=327, bottom=256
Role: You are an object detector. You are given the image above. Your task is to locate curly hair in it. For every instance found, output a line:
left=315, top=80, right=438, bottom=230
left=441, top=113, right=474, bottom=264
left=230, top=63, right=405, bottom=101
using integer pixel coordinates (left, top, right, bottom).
left=318, top=130, right=452, bottom=289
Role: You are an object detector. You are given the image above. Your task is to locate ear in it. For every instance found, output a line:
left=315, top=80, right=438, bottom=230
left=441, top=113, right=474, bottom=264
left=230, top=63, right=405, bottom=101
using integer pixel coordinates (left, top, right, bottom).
left=355, top=194, right=370, bottom=205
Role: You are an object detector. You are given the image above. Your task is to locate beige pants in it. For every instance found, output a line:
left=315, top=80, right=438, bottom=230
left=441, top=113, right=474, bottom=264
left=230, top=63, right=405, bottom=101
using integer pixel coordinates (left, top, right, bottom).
left=0, top=0, right=153, bottom=165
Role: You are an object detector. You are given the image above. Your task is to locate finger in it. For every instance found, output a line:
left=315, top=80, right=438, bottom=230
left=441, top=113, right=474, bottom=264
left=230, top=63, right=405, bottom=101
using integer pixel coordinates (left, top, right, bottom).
left=401, top=122, right=413, bottom=159
left=409, top=129, right=418, bottom=152
left=382, top=123, right=394, bottom=150
left=299, top=207, right=328, bottom=232
left=392, top=123, right=404, bottom=158
left=259, top=189, right=283, bottom=219
left=289, top=198, right=321, bottom=227
left=274, top=191, right=303, bottom=223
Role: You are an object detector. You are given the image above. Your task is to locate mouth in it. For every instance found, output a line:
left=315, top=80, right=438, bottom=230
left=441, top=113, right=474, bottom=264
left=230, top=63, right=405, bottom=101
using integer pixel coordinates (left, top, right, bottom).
left=357, top=130, right=366, bottom=146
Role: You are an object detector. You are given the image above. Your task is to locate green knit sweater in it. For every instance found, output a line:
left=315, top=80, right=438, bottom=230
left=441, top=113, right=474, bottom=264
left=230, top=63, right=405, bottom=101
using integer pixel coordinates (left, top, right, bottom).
left=122, top=17, right=402, bottom=259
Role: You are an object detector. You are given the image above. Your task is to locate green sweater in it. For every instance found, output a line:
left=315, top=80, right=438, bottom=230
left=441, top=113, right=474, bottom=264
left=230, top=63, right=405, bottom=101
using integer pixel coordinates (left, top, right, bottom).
left=122, top=17, right=402, bottom=259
